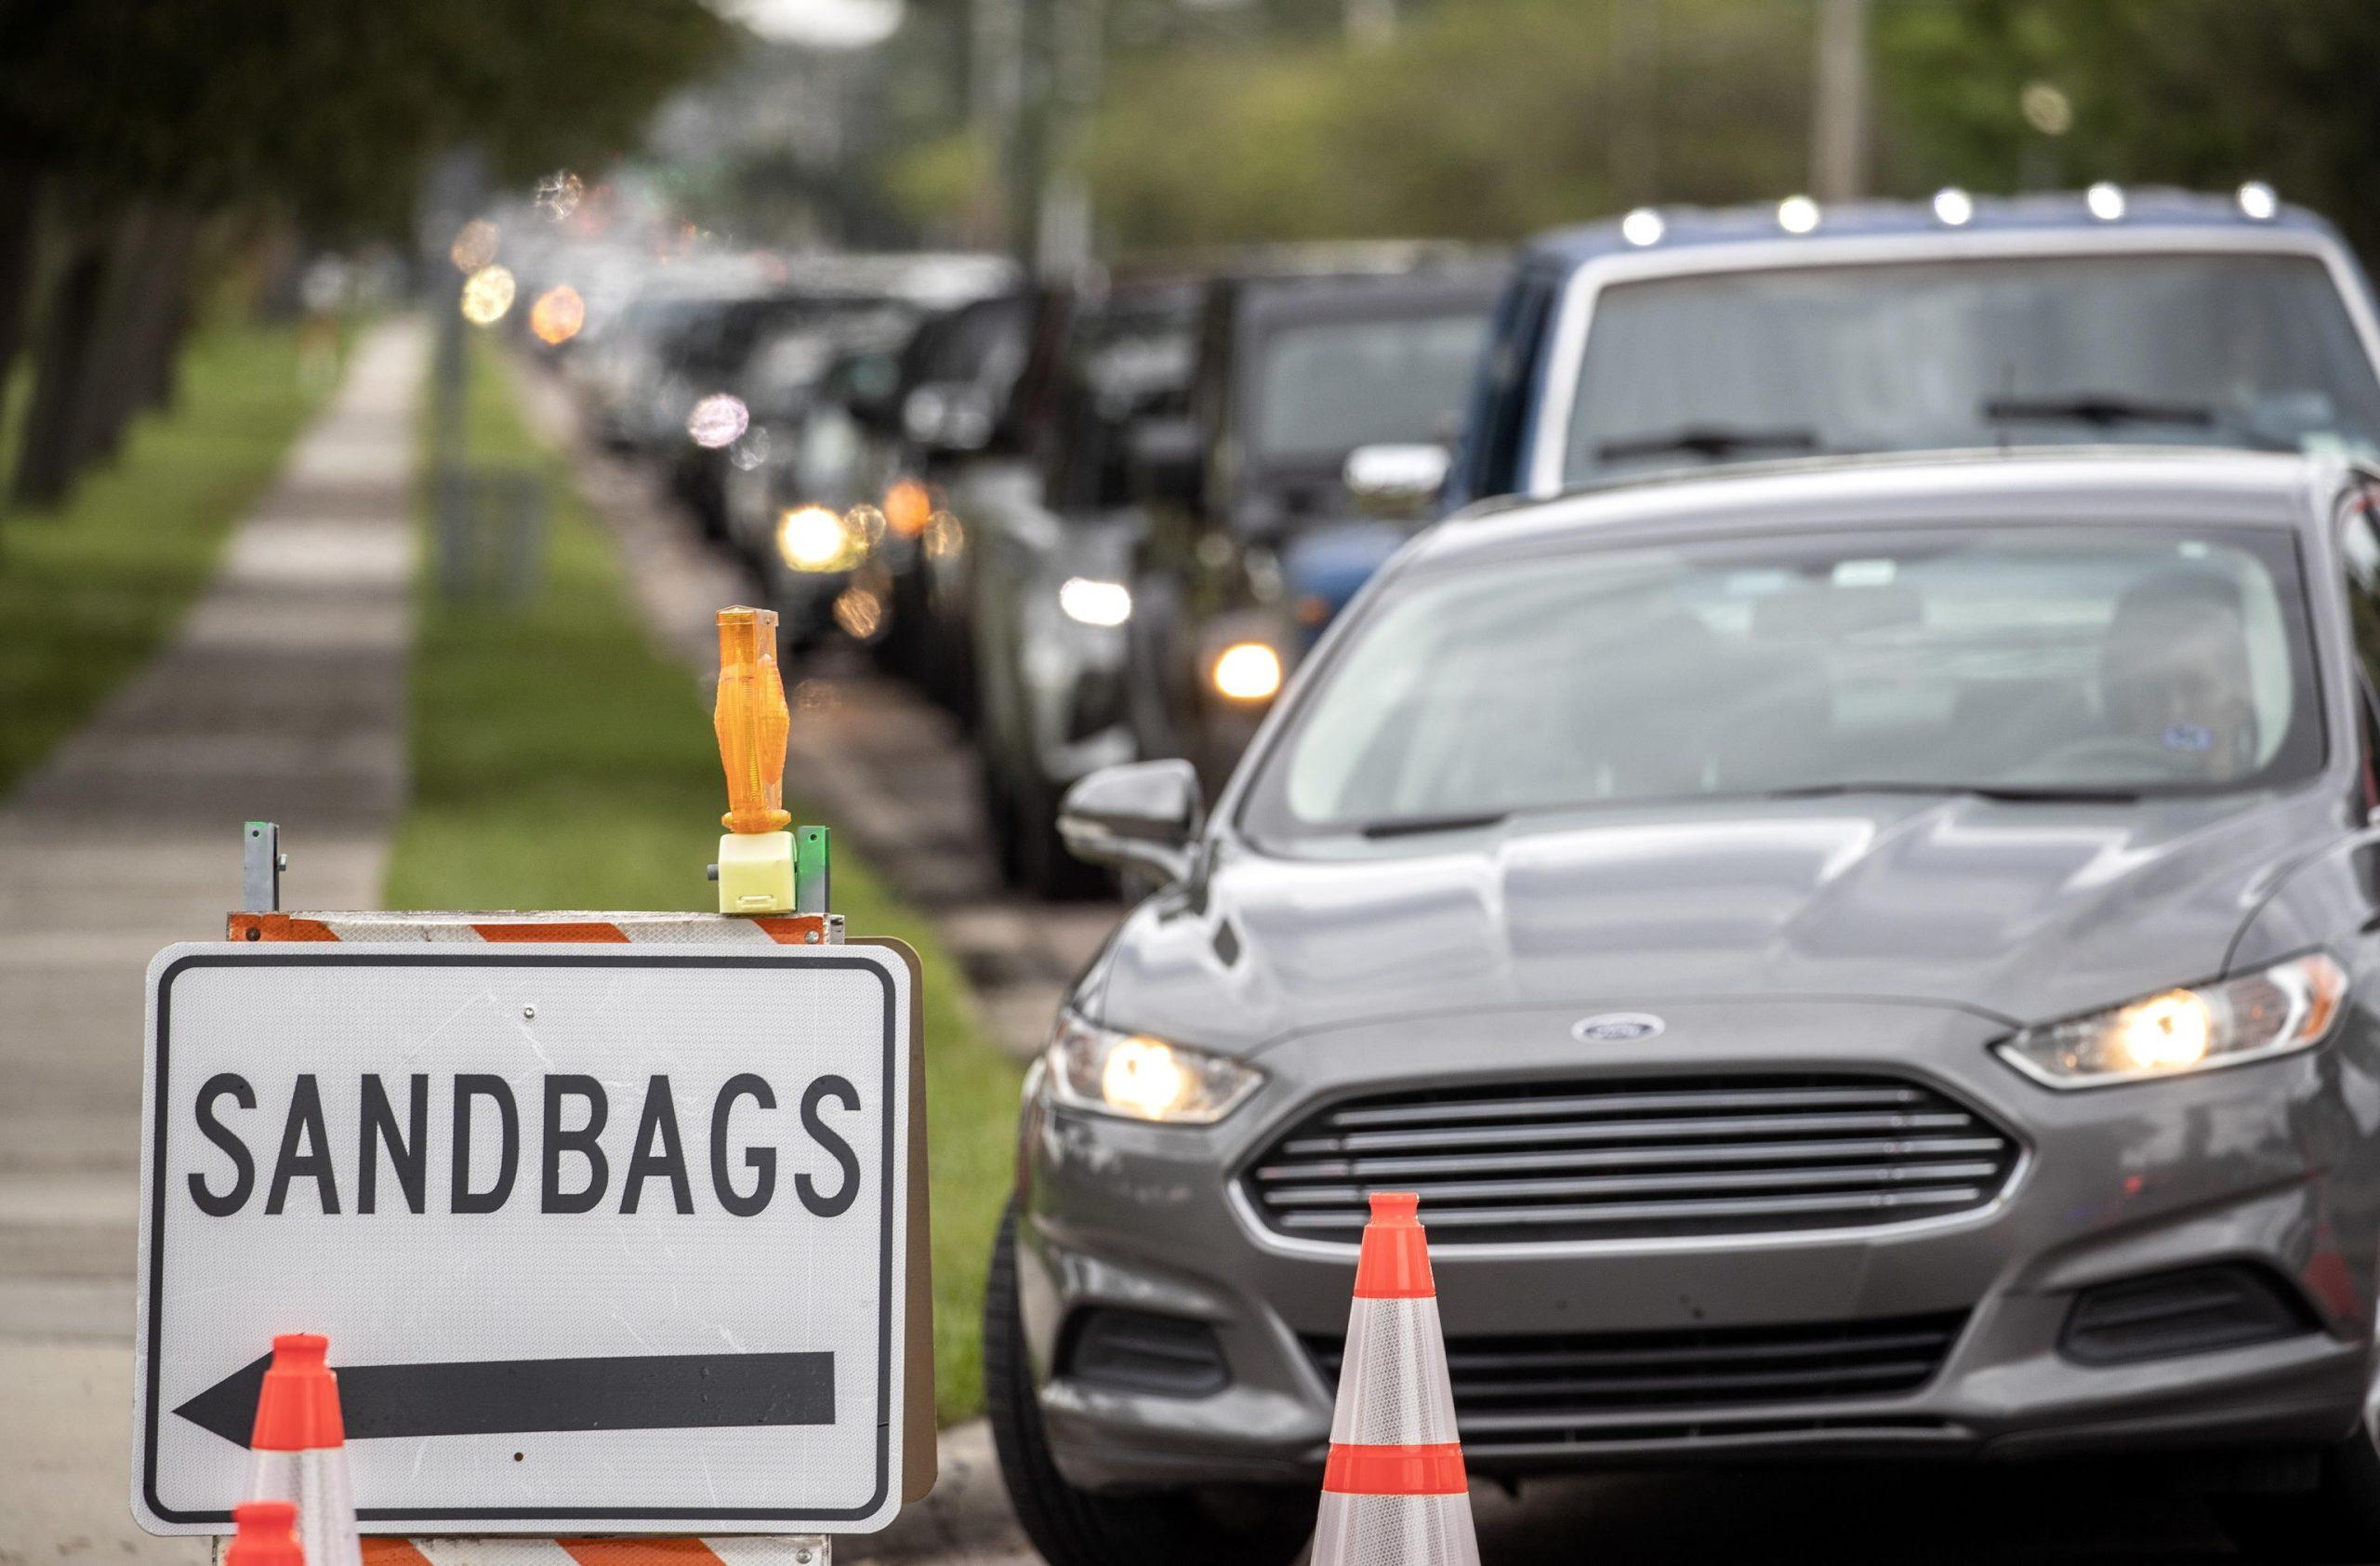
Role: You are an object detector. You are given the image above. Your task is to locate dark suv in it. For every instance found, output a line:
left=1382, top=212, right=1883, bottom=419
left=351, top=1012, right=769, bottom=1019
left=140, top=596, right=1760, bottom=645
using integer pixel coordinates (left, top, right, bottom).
left=1124, top=257, right=1505, bottom=787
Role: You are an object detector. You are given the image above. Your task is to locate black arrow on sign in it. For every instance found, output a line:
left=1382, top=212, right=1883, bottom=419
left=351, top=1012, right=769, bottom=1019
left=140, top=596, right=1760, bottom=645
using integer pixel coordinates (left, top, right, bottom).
left=173, top=1350, right=834, bottom=1447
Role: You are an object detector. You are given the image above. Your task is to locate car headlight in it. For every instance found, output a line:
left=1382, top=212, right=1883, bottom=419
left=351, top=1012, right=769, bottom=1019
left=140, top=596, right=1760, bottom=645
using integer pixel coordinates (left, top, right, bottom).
left=1210, top=641, right=1283, bottom=702
left=1044, top=1014, right=1262, bottom=1123
left=1058, top=577, right=1132, bottom=628
left=1997, top=953, right=2347, bottom=1088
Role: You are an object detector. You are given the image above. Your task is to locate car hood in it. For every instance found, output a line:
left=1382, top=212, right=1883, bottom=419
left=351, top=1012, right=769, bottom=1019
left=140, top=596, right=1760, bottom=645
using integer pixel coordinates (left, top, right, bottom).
left=1086, top=790, right=2342, bottom=1055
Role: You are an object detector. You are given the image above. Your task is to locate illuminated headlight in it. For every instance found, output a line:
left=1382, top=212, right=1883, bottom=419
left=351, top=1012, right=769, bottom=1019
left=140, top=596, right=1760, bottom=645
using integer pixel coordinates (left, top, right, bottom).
left=1210, top=641, right=1283, bottom=703
left=1059, top=577, right=1132, bottom=627
left=1997, top=953, right=2347, bottom=1088
left=1045, top=1014, right=1262, bottom=1124
left=778, top=505, right=864, bottom=572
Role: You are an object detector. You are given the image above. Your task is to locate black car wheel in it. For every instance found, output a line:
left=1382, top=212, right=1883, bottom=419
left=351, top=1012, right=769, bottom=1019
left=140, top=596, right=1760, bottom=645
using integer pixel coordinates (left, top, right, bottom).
left=983, top=1202, right=1314, bottom=1566
left=2215, top=1417, right=2380, bottom=1562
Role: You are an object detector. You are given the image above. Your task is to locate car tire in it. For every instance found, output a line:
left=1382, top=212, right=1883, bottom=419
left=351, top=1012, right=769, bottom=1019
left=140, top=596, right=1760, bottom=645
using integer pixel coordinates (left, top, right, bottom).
left=983, top=1202, right=1315, bottom=1566
left=2215, top=1426, right=2380, bottom=1562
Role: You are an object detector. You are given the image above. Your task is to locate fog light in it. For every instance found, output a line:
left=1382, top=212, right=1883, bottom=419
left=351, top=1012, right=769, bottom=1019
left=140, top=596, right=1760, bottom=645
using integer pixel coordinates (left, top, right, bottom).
left=1061, top=1308, right=1228, bottom=1397
left=2063, top=1264, right=2315, bottom=1366
left=1211, top=641, right=1283, bottom=703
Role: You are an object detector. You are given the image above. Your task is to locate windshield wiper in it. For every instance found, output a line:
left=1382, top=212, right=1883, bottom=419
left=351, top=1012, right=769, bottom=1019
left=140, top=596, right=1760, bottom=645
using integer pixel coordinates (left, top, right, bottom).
left=1981, top=394, right=2215, bottom=431
left=1357, top=811, right=1509, bottom=839
left=1765, top=782, right=2144, bottom=803
left=1596, top=426, right=1822, bottom=462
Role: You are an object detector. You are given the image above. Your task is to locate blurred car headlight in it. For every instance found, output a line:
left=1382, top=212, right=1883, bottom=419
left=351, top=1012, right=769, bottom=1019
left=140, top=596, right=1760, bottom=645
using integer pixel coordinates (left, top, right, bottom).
left=1210, top=640, right=1283, bottom=703
left=1058, top=577, right=1132, bottom=628
left=1045, top=1014, right=1262, bottom=1124
left=778, top=505, right=865, bottom=572
left=1997, top=953, right=2347, bottom=1088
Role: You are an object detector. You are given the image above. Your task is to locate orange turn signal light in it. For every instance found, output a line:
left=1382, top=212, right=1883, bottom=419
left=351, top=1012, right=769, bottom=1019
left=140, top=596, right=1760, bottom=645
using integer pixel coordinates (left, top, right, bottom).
left=714, top=606, right=791, bottom=834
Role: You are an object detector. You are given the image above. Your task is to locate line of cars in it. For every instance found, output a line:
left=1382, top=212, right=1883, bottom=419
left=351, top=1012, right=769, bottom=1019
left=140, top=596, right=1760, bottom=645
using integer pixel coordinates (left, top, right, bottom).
left=987, top=188, right=2380, bottom=1566
left=551, top=185, right=2380, bottom=1563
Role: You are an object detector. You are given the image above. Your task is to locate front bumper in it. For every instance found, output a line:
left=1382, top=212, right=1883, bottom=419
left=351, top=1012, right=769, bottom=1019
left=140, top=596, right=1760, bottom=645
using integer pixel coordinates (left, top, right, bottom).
left=1013, top=997, right=2380, bottom=1491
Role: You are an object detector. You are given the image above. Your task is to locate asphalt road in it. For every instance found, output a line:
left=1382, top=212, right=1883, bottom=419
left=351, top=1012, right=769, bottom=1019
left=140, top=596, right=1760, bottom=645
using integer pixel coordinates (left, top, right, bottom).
left=547, top=385, right=2257, bottom=1565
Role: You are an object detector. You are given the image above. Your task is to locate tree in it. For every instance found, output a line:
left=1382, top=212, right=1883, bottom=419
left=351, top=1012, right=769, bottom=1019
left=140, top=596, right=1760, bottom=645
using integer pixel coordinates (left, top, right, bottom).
left=0, top=0, right=731, bottom=507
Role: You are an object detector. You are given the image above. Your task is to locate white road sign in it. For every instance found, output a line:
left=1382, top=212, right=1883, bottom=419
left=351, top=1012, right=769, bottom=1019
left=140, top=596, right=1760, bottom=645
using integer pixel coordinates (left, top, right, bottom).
left=134, top=943, right=912, bottom=1535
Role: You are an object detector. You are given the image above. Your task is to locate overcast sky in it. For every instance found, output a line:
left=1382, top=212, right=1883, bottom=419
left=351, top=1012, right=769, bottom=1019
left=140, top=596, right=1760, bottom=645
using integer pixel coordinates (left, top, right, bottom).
left=712, top=0, right=904, bottom=48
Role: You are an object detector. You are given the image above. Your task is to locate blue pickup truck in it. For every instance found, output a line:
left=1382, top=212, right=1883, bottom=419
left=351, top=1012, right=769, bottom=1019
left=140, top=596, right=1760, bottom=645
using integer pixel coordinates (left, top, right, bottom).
left=1445, top=186, right=2380, bottom=509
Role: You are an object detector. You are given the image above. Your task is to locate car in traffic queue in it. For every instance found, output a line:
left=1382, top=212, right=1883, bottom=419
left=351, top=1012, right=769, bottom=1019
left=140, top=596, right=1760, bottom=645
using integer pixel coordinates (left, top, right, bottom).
left=988, top=448, right=2380, bottom=1566
left=1122, top=253, right=1506, bottom=790
left=1448, top=185, right=2380, bottom=509
left=864, top=287, right=1051, bottom=723
left=968, top=276, right=1203, bottom=897
left=749, top=313, right=918, bottom=654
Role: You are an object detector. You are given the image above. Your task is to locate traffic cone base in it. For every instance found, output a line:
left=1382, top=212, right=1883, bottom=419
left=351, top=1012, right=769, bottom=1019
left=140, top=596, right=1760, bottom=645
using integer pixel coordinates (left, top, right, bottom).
left=1314, top=1492, right=1482, bottom=1566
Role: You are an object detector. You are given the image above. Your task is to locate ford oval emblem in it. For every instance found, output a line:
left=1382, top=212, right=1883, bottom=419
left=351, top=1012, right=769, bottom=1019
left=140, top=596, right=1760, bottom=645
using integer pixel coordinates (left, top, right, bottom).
left=1572, top=1012, right=1664, bottom=1043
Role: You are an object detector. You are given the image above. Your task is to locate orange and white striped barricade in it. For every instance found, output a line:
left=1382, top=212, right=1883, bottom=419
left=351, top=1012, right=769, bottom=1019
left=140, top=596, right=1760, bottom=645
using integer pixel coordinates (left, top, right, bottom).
left=1313, top=1192, right=1479, bottom=1566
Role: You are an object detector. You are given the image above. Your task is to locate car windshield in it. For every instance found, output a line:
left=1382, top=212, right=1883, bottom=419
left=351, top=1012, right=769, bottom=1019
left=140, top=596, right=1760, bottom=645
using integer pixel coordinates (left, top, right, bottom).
left=1253, top=310, right=1488, bottom=463
left=1561, top=255, right=2380, bottom=484
left=1240, top=524, right=2323, bottom=846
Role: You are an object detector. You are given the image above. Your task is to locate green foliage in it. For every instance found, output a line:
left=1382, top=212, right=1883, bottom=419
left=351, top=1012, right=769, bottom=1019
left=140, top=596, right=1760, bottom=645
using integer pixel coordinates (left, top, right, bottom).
left=1, top=1, right=731, bottom=238
left=1083, top=0, right=1813, bottom=249
left=0, top=324, right=328, bottom=795
left=388, top=342, right=1022, bottom=1423
left=1877, top=0, right=2380, bottom=256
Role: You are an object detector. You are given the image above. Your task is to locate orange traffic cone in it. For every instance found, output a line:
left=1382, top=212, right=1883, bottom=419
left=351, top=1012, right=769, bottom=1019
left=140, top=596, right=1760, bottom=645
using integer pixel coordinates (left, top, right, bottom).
left=225, top=1500, right=304, bottom=1566
left=246, top=1334, right=362, bottom=1566
left=1314, top=1193, right=1480, bottom=1566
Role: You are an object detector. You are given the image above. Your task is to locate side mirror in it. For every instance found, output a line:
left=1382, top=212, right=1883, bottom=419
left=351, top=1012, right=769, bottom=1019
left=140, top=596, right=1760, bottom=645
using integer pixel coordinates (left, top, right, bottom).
left=1128, top=416, right=1205, bottom=511
left=1343, top=443, right=1449, bottom=522
left=1059, top=759, right=1203, bottom=882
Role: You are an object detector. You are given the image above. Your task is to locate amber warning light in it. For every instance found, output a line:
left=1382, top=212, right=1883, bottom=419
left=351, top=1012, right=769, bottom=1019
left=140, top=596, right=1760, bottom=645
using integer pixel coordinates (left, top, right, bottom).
left=714, top=606, right=795, bottom=913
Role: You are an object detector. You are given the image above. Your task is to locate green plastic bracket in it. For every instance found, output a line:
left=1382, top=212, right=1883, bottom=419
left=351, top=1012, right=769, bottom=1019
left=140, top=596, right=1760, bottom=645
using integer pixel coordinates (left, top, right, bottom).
left=796, top=824, right=831, bottom=915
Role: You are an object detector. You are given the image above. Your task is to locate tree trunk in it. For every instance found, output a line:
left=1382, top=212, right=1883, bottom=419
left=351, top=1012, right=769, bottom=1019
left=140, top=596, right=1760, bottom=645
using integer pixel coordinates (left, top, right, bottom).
left=65, top=206, right=157, bottom=471
left=10, top=226, right=107, bottom=509
left=0, top=163, right=41, bottom=426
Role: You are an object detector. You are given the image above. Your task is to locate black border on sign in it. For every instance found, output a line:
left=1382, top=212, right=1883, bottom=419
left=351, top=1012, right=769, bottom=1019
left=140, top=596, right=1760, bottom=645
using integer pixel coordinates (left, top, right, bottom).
left=140, top=949, right=900, bottom=1529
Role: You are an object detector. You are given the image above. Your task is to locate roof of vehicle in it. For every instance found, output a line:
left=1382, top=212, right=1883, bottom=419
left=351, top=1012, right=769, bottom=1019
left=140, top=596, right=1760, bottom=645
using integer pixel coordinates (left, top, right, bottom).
left=1415, top=447, right=2363, bottom=571
left=1522, top=188, right=2346, bottom=273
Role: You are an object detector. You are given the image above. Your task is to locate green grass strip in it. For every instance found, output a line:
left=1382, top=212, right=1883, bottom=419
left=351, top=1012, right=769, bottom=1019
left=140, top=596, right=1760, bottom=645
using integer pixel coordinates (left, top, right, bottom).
left=385, top=337, right=1021, bottom=1424
left=0, top=325, right=333, bottom=794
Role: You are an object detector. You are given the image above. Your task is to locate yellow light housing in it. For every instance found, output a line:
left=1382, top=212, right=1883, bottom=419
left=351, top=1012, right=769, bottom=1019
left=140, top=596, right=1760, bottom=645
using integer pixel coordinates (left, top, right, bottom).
left=777, top=505, right=863, bottom=572
left=1211, top=641, right=1284, bottom=703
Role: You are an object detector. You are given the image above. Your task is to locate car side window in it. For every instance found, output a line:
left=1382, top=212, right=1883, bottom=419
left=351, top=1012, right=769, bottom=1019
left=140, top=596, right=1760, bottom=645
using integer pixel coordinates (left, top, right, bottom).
left=2341, top=484, right=2380, bottom=685
left=1449, top=270, right=1558, bottom=506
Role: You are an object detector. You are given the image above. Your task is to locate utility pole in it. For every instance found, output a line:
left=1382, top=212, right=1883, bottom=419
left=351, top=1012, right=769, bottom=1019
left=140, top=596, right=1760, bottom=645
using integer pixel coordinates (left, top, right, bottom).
left=1809, top=0, right=1869, bottom=203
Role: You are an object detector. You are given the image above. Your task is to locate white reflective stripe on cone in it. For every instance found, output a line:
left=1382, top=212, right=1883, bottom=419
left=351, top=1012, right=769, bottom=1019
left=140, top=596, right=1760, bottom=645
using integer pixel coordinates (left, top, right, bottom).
left=246, top=1448, right=362, bottom=1566
left=1314, top=1491, right=1482, bottom=1566
left=1331, top=1295, right=1460, bottom=1448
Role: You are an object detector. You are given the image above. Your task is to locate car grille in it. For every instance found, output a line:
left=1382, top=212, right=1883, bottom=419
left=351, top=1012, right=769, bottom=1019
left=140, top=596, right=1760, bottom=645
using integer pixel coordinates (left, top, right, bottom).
left=1244, top=1072, right=2018, bottom=1244
left=1305, top=1311, right=1968, bottom=1454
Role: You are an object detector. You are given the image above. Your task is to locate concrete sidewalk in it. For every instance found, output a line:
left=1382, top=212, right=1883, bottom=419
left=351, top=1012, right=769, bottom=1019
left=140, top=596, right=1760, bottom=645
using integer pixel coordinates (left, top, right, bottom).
left=0, top=320, right=425, bottom=1563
